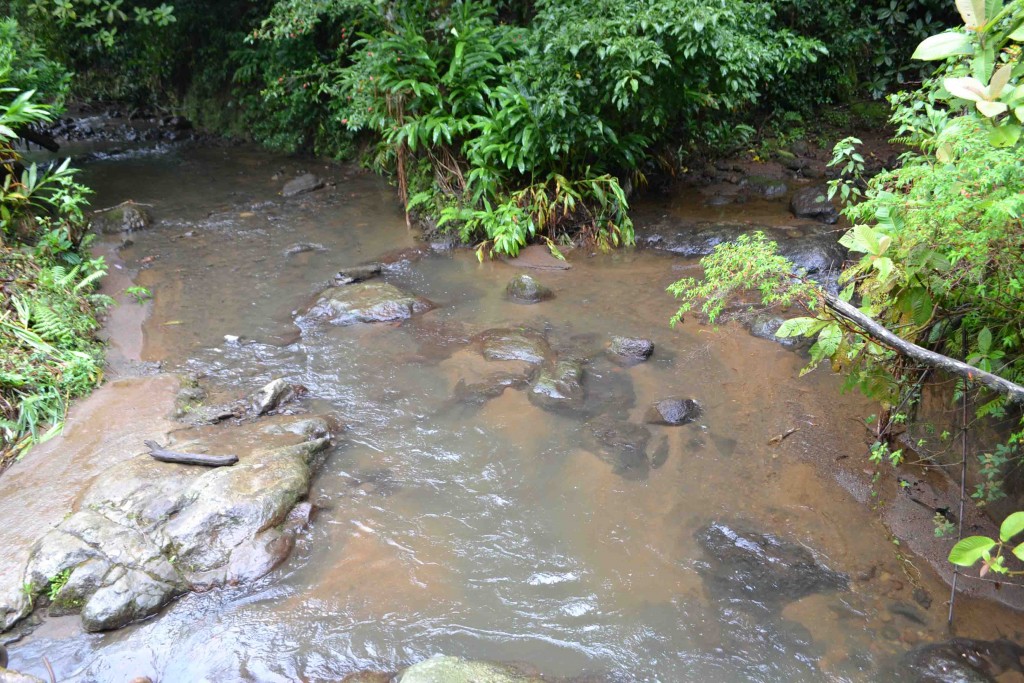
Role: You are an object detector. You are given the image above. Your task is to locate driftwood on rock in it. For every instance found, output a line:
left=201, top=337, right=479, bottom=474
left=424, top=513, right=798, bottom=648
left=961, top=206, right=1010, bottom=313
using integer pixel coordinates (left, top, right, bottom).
left=823, top=294, right=1024, bottom=406
left=145, top=440, right=238, bottom=467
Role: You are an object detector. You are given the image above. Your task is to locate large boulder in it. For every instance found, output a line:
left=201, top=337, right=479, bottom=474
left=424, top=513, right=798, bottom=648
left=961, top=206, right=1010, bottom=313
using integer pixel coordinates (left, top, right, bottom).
left=528, top=358, right=585, bottom=413
left=477, top=327, right=551, bottom=364
left=790, top=185, right=839, bottom=224
left=399, top=656, right=541, bottom=683
left=608, top=336, right=654, bottom=363
left=777, top=234, right=846, bottom=278
left=300, top=281, right=434, bottom=326
left=889, top=638, right=1024, bottom=682
left=92, top=203, right=151, bottom=234
left=281, top=173, right=324, bottom=197
left=15, top=422, right=331, bottom=632
left=696, top=522, right=848, bottom=609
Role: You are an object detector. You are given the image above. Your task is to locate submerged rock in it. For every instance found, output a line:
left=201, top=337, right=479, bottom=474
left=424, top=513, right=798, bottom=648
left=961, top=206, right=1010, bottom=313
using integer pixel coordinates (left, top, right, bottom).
left=452, top=372, right=530, bottom=405
left=281, top=173, right=323, bottom=197
left=790, top=185, right=839, bottom=224
left=585, top=418, right=658, bottom=473
left=399, top=656, right=541, bottom=683
left=890, top=638, right=1024, bottom=682
left=645, top=397, right=701, bottom=425
left=740, top=175, right=788, bottom=200
left=505, top=274, right=553, bottom=303
left=15, top=424, right=331, bottom=632
left=748, top=315, right=800, bottom=348
left=477, top=327, right=551, bottom=364
left=608, top=336, right=654, bottom=363
left=300, top=281, right=434, bottom=326
left=777, top=234, right=846, bottom=278
left=528, top=358, right=585, bottom=413
left=696, top=522, right=848, bottom=609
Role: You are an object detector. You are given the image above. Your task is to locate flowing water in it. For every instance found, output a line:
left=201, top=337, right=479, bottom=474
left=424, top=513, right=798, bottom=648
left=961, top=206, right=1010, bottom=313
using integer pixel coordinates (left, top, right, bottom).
left=6, top=143, right=1024, bottom=682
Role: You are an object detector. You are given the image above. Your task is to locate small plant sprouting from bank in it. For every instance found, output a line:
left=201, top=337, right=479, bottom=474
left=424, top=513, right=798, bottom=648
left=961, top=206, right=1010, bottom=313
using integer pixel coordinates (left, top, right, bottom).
left=124, top=285, right=152, bottom=303
left=47, top=568, right=71, bottom=600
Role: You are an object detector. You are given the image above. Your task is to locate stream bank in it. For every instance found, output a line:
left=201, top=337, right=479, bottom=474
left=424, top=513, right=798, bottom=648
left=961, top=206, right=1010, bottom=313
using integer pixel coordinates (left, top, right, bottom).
left=1, top=133, right=1023, bottom=682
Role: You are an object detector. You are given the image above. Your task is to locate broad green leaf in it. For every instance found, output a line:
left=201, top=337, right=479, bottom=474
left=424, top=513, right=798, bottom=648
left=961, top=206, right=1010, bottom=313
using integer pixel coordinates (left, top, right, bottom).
left=999, top=511, right=1024, bottom=542
left=989, top=63, right=1013, bottom=98
left=989, top=122, right=1021, bottom=146
left=1009, top=23, right=1024, bottom=40
left=978, top=326, right=993, bottom=354
left=873, top=257, right=894, bottom=281
left=945, top=76, right=986, bottom=102
left=776, top=317, right=817, bottom=338
left=976, top=99, right=1008, bottom=117
left=955, top=0, right=986, bottom=28
left=1016, top=106, right=1024, bottom=123
left=1014, top=542, right=1024, bottom=562
left=972, top=46, right=994, bottom=84
left=912, top=32, right=973, bottom=60
left=948, top=536, right=997, bottom=566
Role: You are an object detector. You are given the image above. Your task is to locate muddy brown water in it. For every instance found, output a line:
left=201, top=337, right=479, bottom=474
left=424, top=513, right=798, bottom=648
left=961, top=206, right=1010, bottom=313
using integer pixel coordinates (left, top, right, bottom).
left=6, top=143, right=1024, bottom=681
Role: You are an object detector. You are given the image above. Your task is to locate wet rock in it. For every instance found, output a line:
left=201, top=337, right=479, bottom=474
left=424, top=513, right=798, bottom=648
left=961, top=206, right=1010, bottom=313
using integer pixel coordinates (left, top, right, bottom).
left=645, top=397, right=701, bottom=425
left=301, top=281, right=434, bottom=326
left=399, top=656, right=541, bottom=682
left=748, top=315, right=800, bottom=348
left=696, top=522, right=848, bottom=609
left=912, top=587, right=933, bottom=610
left=453, top=372, right=530, bottom=405
left=528, top=359, right=585, bottom=413
left=608, top=336, right=654, bottom=363
left=0, top=668, right=46, bottom=683
left=585, top=418, right=653, bottom=473
left=777, top=234, right=846, bottom=277
left=281, top=173, right=324, bottom=197
left=284, top=242, right=327, bottom=256
left=890, top=638, right=1024, bottom=682
left=249, top=378, right=306, bottom=416
left=740, top=175, right=788, bottom=200
left=14, top=432, right=330, bottom=632
left=478, top=327, right=551, bottom=364
left=639, top=222, right=786, bottom=257
left=506, top=274, right=553, bottom=303
left=342, top=673, right=396, bottom=683
left=790, top=185, right=839, bottom=224
left=93, top=203, right=151, bottom=234
left=177, top=404, right=239, bottom=426
left=334, top=263, right=382, bottom=285
left=504, top=244, right=571, bottom=270
left=579, top=358, right=637, bottom=418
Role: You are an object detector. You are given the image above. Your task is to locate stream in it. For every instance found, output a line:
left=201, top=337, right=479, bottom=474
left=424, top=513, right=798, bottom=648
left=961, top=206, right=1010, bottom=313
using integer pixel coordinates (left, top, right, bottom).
left=5, top=141, right=1024, bottom=682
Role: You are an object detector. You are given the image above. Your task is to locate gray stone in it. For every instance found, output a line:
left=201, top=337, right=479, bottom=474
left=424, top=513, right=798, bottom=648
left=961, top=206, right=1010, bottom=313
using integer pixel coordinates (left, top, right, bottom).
left=478, top=328, right=551, bottom=364
left=399, top=656, right=540, bottom=683
left=301, top=281, right=434, bottom=326
left=93, top=204, right=151, bottom=234
left=741, top=175, right=788, bottom=200
left=334, top=263, right=382, bottom=285
left=585, top=418, right=652, bottom=473
left=505, top=274, right=553, bottom=303
left=645, top=397, right=701, bottom=425
left=453, top=372, right=529, bottom=405
left=528, top=359, right=584, bottom=413
left=13, top=432, right=331, bottom=633
left=748, top=315, right=800, bottom=348
left=777, top=234, right=846, bottom=277
left=790, top=185, right=839, bottom=224
left=249, top=378, right=305, bottom=416
left=696, top=522, right=848, bottom=608
left=608, top=336, right=654, bottom=362
left=281, top=173, right=324, bottom=197
left=890, top=638, right=1024, bottom=682
left=284, top=242, right=327, bottom=256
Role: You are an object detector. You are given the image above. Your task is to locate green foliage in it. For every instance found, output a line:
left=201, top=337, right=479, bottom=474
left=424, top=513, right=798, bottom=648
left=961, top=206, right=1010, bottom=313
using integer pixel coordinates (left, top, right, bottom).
left=0, top=56, right=107, bottom=461
left=247, top=0, right=823, bottom=255
left=948, top=510, right=1024, bottom=576
left=47, top=568, right=71, bottom=600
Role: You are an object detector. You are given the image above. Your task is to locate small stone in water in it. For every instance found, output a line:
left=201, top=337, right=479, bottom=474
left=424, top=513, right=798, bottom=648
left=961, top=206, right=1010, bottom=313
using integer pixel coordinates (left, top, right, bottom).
left=645, top=397, right=701, bottom=425
left=506, top=274, right=553, bottom=303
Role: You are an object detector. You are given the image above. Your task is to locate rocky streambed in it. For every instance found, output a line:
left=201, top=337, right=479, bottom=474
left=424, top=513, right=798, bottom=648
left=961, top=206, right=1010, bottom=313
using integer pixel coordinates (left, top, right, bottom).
left=2, top=138, right=1023, bottom=682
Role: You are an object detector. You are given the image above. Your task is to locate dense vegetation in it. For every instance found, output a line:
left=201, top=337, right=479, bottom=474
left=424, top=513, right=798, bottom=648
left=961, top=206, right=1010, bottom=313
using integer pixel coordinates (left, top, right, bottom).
left=671, top=1, right=1024, bottom=524
left=0, top=18, right=108, bottom=461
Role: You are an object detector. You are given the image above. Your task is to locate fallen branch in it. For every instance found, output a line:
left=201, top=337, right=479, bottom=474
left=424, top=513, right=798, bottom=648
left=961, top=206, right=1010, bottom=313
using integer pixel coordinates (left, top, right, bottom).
left=823, top=294, right=1024, bottom=406
left=145, top=439, right=238, bottom=467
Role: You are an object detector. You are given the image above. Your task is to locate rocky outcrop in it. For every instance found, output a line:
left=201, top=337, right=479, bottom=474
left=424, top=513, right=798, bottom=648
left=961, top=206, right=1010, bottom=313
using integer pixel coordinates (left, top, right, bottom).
left=6, top=419, right=331, bottom=633
left=790, top=184, right=839, bottom=224
left=505, top=274, right=553, bottom=303
left=740, top=175, right=788, bottom=200
left=281, top=173, right=324, bottom=197
left=92, top=203, right=151, bottom=234
left=299, top=281, right=434, bottom=326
